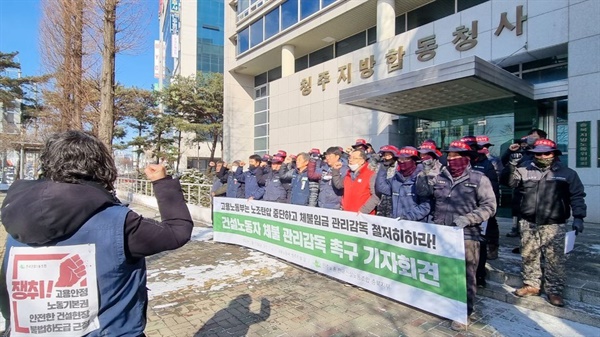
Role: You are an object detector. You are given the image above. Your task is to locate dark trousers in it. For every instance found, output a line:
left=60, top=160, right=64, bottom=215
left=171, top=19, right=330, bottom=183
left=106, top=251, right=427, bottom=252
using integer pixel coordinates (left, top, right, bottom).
left=476, top=216, right=499, bottom=283
left=465, top=240, right=480, bottom=316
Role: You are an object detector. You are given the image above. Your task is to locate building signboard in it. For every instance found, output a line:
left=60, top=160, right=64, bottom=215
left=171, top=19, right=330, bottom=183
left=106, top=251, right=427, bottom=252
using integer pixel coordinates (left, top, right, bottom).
left=576, top=121, right=591, bottom=168
left=299, top=5, right=527, bottom=95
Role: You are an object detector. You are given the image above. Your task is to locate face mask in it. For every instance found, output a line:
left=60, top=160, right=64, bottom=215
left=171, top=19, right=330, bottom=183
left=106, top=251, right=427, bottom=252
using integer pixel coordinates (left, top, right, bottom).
left=478, top=148, right=489, bottom=155
left=384, top=158, right=395, bottom=166
left=397, top=160, right=417, bottom=177
left=348, top=163, right=360, bottom=171
left=248, top=165, right=256, bottom=170
left=526, top=135, right=537, bottom=146
left=534, top=157, right=554, bottom=168
left=231, top=165, right=239, bottom=171
left=447, top=156, right=470, bottom=178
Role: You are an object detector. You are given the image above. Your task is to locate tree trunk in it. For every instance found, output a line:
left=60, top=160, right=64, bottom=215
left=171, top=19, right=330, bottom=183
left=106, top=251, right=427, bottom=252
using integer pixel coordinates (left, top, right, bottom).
left=175, top=129, right=182, bottom=172
left=99, top=0, right=117, bottom=149
left=210, top=128, right=218, bottom=162
left=60, top=0, right=74, bottom=131
left=72, top=0, right=84, bottom=130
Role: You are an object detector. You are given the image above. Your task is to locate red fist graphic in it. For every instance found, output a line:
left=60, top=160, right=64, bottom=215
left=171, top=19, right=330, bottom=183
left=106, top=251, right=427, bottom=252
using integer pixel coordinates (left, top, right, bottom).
left=56, top=254, right=87, bottom=287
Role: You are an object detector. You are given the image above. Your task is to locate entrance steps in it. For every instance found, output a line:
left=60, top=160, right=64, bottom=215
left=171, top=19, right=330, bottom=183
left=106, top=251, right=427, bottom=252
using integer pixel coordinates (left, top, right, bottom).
left=478, top=218, right=600, bottom=327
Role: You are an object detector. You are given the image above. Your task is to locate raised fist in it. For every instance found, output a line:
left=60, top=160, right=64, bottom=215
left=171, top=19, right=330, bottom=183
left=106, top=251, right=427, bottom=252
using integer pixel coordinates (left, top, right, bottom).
left=56, top=255, right=86, bottom=287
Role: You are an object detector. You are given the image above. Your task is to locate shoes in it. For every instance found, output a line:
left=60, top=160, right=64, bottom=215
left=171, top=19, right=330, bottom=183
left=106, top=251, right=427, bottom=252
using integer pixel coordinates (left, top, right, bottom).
left=506, top=228, right=520, bottom=237
left=487, top=244, right=499, bottom=260
left=547, top=294, right=565, bottom=307
left=477, top=278, right=486, bottom=288
left=514, top=285, right=540, bottom=297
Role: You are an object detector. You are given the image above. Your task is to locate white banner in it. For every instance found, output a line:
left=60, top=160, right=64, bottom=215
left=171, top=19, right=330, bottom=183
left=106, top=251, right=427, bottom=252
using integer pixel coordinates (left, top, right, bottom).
left=213, top=197, right=469, bottom=324
left=7, top=244, right=100, bottom=337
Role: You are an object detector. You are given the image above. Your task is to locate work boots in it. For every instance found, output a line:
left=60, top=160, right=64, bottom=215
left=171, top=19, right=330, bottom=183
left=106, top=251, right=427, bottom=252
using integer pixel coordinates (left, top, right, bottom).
left=514, top=285, right=540, bottom=297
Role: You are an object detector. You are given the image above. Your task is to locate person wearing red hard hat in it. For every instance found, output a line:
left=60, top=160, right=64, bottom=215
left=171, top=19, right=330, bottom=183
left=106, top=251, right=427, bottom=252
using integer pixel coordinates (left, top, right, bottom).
left=262, top=154, right=291, bottom=203
left=375, top=145, right=401, bottom=217
left=375, top=146, right=431, bottom=221
left=502, top=139, right=586, bottom=308
left=419, top=140, right=497, bottom=331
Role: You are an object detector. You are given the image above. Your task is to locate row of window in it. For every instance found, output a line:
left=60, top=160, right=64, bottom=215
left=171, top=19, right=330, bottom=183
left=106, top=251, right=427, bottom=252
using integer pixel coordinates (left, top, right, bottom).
left=254, top=87, right=269, bottom=155
left=240, top=0, right=488, bottom=57
left=238, top=0, right=339, bottom=55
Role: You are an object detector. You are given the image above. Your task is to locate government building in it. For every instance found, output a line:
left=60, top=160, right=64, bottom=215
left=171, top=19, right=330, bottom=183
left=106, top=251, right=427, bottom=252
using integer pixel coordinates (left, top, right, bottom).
left=223, top=0, right=599, bottom=221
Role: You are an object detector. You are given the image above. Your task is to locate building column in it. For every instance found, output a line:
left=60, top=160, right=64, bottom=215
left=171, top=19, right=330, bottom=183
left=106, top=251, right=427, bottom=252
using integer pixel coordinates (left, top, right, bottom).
left=377, top=0, right=395, bottom=42
left=282, top=44, right=295, bottom=77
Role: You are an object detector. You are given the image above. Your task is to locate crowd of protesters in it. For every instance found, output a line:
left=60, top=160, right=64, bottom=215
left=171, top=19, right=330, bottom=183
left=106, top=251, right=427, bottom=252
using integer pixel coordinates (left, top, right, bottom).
left=207, top=130, right=587, bottom=331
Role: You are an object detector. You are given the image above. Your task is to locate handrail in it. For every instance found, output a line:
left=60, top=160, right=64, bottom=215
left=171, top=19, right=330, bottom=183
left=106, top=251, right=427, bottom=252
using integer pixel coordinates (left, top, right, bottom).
left=115, top=177, right=213, bottom=207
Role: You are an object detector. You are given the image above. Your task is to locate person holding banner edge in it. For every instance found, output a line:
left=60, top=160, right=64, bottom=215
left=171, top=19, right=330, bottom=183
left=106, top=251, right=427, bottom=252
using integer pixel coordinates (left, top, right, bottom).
left=418, top=140, right=497, bottom=331
left=0, top=130, right=193, bottom=336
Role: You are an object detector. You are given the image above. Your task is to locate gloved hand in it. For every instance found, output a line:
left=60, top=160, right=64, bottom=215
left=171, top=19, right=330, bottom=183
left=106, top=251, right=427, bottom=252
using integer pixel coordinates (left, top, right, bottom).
left=509, top=152, right=523, bottom=166
left=572, top=218, right=584, bottom=235
left=453, top=216, right=470, bottom=228
left=422, top=159, right=434, bottom=174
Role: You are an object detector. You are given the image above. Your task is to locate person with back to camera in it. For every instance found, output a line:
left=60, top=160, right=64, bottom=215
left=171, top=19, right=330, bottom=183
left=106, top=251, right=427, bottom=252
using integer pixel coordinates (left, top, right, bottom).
left=0, top=130, right=193, bottom=336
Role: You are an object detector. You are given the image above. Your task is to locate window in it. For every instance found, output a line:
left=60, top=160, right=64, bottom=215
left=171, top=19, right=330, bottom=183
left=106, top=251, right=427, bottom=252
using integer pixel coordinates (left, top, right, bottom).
left=255, top=124, right=268, bottom=137
left=238, top=27, right=249, bottom=54
left=281, top=0, right=298, bottom=31
left=300, top=0, right=319, bottom=20
left=336, top=31, right=366, bottom=57
left=264, top=8, right=279, bottom=40
left=268, top=66, right=282, bottom=82
left=395, top=14, right=406, bottom=35
left=238, top=0, right=249, bottom=14
left=309, top=45, right=334, bottom=66
left=322, top=0, right=336, bottom=7
left=458, top=0, right=488, bottom=12
left=255, top=111, right=268, bottom=125
left=254, top=72, right=268, bottom=87
left=295, top=55, right=308, bottom=72
left=367, top=26, right=377, bottom=45
left=407, top=1, right=454, bottom=30
left=250, top=17, right=264, bottom=48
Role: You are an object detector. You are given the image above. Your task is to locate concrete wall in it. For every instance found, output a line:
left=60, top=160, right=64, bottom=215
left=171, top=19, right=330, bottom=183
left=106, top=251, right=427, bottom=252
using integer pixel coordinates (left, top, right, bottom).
left=567, top=0, right=600, bottom=222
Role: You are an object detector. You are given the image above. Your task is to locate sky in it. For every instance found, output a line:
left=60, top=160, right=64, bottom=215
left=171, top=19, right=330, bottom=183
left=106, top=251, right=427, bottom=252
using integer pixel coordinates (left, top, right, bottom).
left=0, top=0, right=158, bottom=90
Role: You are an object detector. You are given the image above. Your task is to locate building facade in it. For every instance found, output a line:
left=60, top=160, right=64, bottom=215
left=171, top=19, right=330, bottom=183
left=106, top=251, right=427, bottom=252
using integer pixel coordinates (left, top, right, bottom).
left=158, top=0, right=225, bottom=170
left=223, top=0, right=600, bottom=222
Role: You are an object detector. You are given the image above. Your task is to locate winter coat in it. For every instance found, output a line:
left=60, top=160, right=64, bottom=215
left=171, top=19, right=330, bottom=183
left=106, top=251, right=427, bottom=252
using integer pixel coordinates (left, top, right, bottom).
left=280, top=164, right=318, bottom=206
left=236, top=166, right=265, bottom=200
left=307, top=160, right=347, bottom=209
left=263, top=168, right=291, bottom=203
left=424, top=166, right=497, bottom=241
left=332, top=163, right=379, bottom=214
left=502, top=160, right=586, bottom=224
left=375, top=166, right=431, bottom=221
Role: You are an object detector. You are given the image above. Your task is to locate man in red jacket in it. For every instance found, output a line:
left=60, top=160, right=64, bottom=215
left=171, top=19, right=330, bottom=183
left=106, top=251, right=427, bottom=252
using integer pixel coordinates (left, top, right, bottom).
left=332, top=149, right=379, bottom=214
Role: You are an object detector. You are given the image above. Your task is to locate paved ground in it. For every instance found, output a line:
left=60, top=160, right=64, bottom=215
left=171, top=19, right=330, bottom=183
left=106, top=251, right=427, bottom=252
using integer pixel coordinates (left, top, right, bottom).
left=1, top=192, right=599, bottom=336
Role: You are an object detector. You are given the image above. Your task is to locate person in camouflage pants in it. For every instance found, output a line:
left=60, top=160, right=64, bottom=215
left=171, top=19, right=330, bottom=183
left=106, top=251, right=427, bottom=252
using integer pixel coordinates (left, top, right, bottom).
left=502, top=139, right=586, bottom=307
left=519, top=221, right=566, bottom=295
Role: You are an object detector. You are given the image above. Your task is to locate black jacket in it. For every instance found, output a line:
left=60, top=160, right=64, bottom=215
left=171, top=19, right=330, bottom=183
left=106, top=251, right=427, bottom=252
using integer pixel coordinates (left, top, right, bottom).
left=1, top=177, right=193, bottom=262
left=502, top=160, right=587, bottom=224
